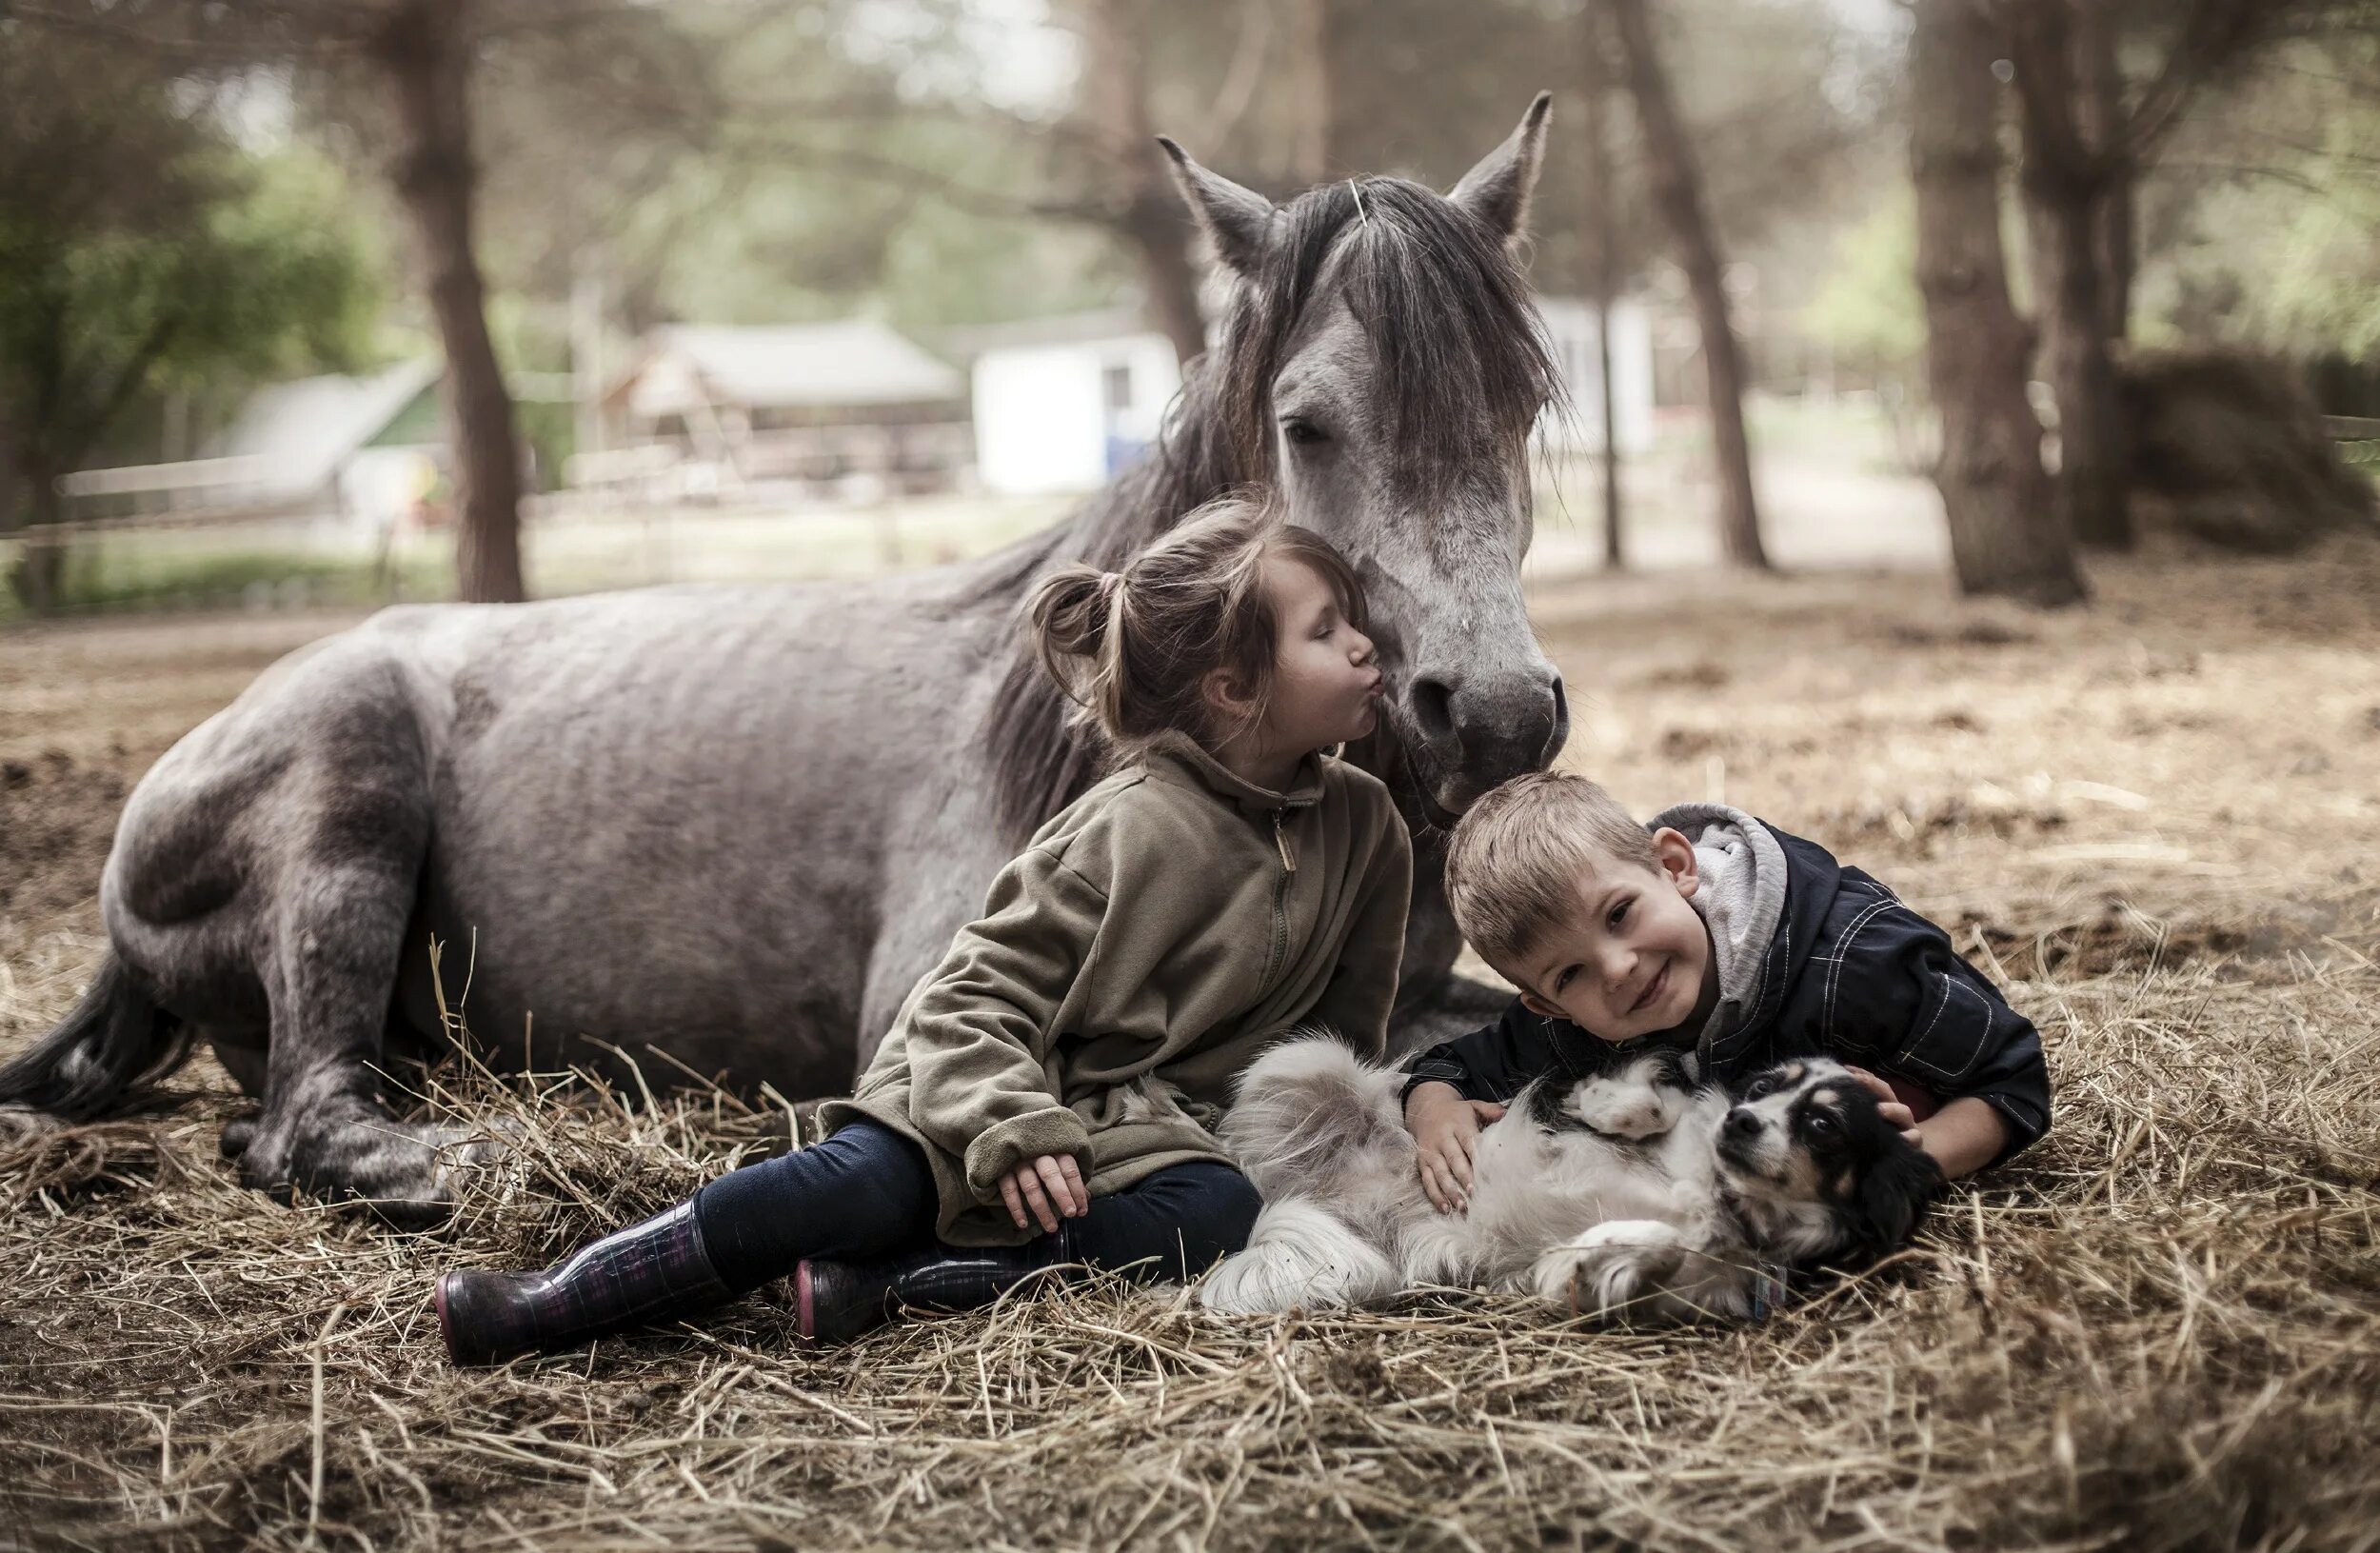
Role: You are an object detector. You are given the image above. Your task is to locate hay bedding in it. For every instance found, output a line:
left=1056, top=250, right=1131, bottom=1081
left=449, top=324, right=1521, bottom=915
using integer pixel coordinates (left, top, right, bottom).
left=4, top=545, right=2378, bottom=1551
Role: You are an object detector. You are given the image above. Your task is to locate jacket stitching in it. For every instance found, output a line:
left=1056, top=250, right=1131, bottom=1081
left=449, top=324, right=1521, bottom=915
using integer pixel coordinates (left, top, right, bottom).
left=1817, top=896, right=1897, bottom=1045
left=1900, top=974, right=1991, bottom=1082
left=1898, top=974, right=1955, bottom=1080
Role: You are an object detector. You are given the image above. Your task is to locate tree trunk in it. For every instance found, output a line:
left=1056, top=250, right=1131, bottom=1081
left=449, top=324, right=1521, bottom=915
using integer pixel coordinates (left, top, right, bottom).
left=1076, top=0, right=1209, bottom=367
left=1581, top=0, right=1625, bottom=569
left=374, top=0, right=526, bottom=604
left=1911, top=0, right=2086, bottom=607
left=1289, top=0, right=1335, bottom=186
left=1607, top=0, right=1766, bottom=569
left=6, top=450, right=70, bottom=613
left=1124, top=192, right=1213, bottom=367
left=2075, top=4, right=2132, bottom=338
left=2007, top=0, right=2132, bottom=549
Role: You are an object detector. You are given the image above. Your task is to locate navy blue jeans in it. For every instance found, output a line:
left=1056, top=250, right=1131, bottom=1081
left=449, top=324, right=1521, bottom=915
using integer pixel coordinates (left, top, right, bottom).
left=692, top=1118, right=1261, bottom=1296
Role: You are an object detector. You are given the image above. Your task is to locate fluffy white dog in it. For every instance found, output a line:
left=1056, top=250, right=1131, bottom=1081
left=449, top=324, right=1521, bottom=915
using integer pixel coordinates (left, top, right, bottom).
left=1200, top=1038, right=1939, bottom=1322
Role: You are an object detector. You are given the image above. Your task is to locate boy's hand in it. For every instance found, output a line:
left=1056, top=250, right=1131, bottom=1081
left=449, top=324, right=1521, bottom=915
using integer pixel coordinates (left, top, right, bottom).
left=1841, top=1065, right=1922, bottom=1145
left=1404, top=1081, right=1506, bottom=1215
left=1000, top=1153, right=1088, bottom=1234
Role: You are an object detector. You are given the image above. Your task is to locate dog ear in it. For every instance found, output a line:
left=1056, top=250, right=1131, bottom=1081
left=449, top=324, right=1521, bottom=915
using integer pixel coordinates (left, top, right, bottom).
left=1853, top=1137, right=1943, bottom=1255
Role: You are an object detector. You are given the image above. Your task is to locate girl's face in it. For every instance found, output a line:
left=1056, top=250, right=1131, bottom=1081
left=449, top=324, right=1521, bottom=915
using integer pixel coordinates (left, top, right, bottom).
left=1253, top=554, right=1381, bottom=755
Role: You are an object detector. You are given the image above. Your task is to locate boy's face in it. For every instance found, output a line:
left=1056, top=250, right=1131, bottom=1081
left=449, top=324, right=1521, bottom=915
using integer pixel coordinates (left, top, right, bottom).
left=1508, top=827, right=1711, bottom=1043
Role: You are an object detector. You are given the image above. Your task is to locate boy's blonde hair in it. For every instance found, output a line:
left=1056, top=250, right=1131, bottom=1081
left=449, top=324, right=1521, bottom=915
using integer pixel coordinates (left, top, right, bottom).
left=1023, top=491, right=1366, bottom=753
left=1443, top=770, right=1658, bottom=976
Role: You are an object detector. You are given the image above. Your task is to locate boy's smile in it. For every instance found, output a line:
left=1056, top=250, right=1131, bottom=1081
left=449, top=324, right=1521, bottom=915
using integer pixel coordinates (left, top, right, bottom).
left=1513, top=827, right=1717, bottom=1044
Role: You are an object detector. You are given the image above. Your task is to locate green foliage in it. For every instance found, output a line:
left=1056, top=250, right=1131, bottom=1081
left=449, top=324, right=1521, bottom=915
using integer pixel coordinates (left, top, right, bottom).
left=0, top=150, right=376, bottom=412
left=517, top=1, right=1120, bottom=336
left=2134, top=31, right=2380, bottom=362
left=0, top=29, right=381, bottom=508
left=2212, top=164, right=2380, bottom=358
left=1800, top=192, right=1927, bottom=375
left=0, top=539, right=446, bottom=625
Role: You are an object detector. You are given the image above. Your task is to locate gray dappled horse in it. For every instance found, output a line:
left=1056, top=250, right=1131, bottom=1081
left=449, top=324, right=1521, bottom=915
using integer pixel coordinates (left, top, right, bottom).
left=0, top=100, right=1572, bottom=1223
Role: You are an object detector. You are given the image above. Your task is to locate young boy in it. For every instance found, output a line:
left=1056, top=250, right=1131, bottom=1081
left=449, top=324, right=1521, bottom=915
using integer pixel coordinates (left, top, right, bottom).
left=1403, top=771, right=2050, bottom=1213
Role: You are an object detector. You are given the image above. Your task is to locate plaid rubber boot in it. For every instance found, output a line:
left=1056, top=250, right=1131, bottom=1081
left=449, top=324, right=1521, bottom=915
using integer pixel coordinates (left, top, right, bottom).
left=795, top=1244, right=1057, bottom=1344
left=436, top=1201, right=733, bottom=1365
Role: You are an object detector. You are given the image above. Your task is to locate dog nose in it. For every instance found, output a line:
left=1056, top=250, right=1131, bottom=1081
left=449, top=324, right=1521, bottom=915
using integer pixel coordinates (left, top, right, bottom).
left=1725, top=1108, right=1763, bottom=1140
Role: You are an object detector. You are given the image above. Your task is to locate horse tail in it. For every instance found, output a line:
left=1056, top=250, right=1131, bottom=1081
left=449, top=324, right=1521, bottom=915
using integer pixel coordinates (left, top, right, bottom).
left=0, top=953, right=191, bottom=1122
left=1218, top=1031, right=1408, bottom=1202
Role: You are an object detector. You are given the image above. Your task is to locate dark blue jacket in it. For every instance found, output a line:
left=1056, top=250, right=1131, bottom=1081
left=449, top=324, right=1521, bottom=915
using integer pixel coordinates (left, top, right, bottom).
left=1404, top=821, right=2051, bottom=1165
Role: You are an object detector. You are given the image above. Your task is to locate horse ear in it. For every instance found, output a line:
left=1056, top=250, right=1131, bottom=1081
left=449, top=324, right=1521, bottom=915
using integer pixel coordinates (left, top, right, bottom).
left=1157, top=136, right=1278, bottom=277
left=1448, top=91, right=1553, bottom=244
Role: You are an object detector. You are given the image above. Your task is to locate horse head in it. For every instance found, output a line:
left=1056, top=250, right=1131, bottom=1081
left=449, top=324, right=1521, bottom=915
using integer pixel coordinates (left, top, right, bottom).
left=1161, top=95, right=1569, bottom=819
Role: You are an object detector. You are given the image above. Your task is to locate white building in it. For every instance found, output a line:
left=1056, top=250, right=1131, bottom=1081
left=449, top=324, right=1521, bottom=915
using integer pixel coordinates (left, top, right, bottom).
left=208, top=358, right=447, bottom=534
left=598, top=321, right=972, bottom=500
left=1534, top=296, right=1657, bottom=459
left=960, top=310, right=1185, bottom=498
left=55, top=359, right=446, bottom=536
left=959, top=297, right=1655, bottom=499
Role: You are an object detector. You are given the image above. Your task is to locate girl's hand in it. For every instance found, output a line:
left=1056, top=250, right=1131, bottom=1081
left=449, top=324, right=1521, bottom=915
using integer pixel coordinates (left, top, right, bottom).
left=1001, top=1153, right=1089, bottom=1234
left=1403, top=1082, right=1505, bottom=1215
left=1840, top=1065, right=1922, bottom=1145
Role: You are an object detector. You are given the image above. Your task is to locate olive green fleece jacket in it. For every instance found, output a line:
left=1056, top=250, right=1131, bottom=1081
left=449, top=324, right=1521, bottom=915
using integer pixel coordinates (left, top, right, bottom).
left=817, top=730, right=1413, bottom=1245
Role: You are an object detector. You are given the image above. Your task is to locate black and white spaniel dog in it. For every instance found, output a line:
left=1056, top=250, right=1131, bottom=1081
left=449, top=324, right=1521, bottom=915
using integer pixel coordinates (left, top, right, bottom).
left=1198, top=1039, right=1941, bottom=1323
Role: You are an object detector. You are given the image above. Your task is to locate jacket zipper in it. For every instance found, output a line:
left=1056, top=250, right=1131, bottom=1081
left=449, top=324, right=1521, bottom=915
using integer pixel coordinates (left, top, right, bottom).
left=1259, top=806, right=1298, bottom=994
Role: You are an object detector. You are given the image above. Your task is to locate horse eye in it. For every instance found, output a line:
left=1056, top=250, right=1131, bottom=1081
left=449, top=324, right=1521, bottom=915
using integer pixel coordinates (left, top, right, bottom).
left=1282, top=418, right=1327, bottom=446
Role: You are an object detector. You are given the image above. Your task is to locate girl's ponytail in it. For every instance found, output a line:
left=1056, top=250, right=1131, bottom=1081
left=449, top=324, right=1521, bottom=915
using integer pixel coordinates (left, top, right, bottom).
left=1024, top=563, right=1127, bottom=727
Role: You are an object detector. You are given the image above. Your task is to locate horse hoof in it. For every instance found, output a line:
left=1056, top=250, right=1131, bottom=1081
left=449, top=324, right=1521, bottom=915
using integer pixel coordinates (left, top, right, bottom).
left=231, top=1118, right=486, bottom=1226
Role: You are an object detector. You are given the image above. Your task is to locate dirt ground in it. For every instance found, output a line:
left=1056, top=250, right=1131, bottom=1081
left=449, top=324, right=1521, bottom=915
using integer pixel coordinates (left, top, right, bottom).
left=2, top=541, right=2376, bottom=1551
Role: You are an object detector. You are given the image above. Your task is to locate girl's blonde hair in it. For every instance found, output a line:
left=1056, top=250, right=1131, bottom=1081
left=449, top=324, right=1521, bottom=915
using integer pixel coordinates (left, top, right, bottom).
left=1024, top=492, right=1367, bottom=752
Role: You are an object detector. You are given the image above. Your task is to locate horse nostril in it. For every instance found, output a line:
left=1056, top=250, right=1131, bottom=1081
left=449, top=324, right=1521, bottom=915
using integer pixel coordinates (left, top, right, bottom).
left=1542, top=674, right=1570, bottom=760
left=1412, top=677, right=1458, bottom=746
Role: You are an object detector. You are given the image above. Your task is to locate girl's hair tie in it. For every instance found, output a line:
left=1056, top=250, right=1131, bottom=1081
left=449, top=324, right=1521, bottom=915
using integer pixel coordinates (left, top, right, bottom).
left=1097, top=570, right=1125, bottom=604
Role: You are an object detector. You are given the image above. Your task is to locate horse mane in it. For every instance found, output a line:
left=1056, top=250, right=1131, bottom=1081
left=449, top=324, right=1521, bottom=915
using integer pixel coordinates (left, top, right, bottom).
left=979, top=174, right=1561, bottom=841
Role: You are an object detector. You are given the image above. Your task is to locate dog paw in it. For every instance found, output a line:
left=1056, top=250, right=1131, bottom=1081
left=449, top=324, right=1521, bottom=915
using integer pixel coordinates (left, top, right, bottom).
left=1534, top=1220, right=1688, bottom=1314
left=1567, top=1088, right=1681, bottom=1140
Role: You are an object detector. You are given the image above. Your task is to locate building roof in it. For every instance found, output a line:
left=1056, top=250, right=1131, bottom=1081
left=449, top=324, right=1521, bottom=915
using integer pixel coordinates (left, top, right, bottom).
left=939, top=308, right=1163, bottom=361
left=206, top=358, right=442, bottom=492
left=625, top=321, right=963, bottom=412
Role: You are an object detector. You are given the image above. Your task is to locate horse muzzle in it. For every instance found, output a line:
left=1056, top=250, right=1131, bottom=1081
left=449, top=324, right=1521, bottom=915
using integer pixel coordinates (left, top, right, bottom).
left=1398, top=662, right=1568, bottom=815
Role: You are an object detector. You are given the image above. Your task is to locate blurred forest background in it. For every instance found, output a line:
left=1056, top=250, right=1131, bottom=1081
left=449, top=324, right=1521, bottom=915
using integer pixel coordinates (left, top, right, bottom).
left=2, top=0, right=2376, bottom=619
left=7, top=10, right=2380, bottom=1547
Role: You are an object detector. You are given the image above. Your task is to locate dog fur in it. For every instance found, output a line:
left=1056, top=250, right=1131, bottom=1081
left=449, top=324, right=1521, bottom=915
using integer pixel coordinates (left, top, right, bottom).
left=1200, top=1039, right=1939, bottom=1323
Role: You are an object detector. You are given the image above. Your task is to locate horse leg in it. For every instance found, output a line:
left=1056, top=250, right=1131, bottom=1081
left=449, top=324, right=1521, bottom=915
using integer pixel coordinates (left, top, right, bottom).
left=130, top=644, right=488, bottom=1224
left=230, top=842, right=493, bottom=1224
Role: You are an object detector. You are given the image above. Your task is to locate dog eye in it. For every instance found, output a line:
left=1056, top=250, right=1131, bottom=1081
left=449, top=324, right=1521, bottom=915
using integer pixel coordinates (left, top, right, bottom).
left=1745, top=1077, right=1774, bottom=1100
left=1808, top=1113, right=1836, bottom=1137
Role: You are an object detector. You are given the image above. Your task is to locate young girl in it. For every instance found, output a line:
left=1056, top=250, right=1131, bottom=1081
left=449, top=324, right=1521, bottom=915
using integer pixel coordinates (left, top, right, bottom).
left=437, top=495, right=1413, bottom=1362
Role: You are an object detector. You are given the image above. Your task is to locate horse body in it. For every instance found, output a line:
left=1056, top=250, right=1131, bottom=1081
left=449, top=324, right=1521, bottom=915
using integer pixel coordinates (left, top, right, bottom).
left=114, top=562, right=1010, bottom=1094
left=9, top=101, right=1572, bottom=1220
